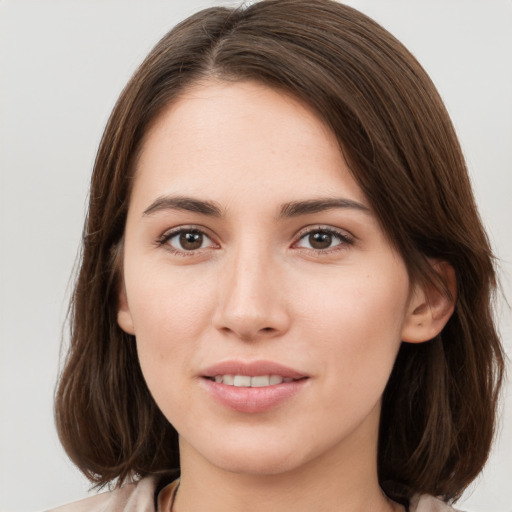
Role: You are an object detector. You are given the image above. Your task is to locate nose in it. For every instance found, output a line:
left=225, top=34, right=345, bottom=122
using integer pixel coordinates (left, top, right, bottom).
left=213, top=244, right=291, bottom=341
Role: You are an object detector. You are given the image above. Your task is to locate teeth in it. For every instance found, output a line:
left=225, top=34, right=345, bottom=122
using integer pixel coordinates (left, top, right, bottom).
left=222, top=375, right=235, bottom=385
left=269, top=375, right=284, bottom=385
left=234, top=375, right=251, bottom=387
left=213, top=374, right=291, bottom=387
left=251, top=375, right=270, bottom=387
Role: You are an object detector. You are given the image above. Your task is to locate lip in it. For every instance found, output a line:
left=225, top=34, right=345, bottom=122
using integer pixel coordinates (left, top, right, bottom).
left=200, top=360, right=309, bottom=413
left=201, top=360, right=307, bottom=379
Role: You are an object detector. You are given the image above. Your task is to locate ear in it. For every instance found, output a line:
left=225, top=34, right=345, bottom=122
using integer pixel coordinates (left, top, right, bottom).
left=401, top=261, right=456, bottom=343
left=117, top=281, right=135, bottom=335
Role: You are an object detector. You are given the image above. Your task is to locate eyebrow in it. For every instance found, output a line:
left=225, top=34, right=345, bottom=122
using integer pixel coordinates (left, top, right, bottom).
left=143, top=196, right=223, bottom=217
left=142, top=195, right=370, bottom=218
left=279, top=198, right=370, bottom=218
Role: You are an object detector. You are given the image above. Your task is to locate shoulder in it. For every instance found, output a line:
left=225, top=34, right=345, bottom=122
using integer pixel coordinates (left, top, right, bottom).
left=46, top=476, right=159, bottom=512
left=410, top=494, right=464, bottom=512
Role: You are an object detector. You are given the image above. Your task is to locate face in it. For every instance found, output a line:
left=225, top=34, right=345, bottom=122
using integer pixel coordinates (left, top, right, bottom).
left=118, top=80, right=417, bottom=477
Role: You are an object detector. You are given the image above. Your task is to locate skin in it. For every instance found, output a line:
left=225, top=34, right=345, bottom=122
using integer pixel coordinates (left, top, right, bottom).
left=118, top=80, right=453, bottom=512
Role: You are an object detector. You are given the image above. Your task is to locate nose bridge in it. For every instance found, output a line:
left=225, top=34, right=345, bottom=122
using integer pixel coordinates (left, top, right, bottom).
left=214, top=236, right=288, bottom=339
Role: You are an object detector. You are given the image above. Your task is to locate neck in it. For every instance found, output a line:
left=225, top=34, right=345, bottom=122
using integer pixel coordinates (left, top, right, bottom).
left=173, top=407, right=399, bottom=512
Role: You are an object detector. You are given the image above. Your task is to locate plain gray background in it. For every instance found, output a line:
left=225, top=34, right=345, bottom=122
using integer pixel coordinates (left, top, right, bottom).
left=0, top=1, right=511, bottom=511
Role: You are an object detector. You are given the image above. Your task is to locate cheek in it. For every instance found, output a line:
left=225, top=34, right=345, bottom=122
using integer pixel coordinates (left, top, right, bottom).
left=297, top=263, right=409, bottom=333
left=126, top=264, right=217, bottom=370
left=293, top=262, right=409, bottom=386
left=128, top=268, right=219, bottom=420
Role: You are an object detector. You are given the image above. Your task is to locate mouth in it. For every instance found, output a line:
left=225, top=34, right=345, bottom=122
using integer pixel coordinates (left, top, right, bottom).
left=200, top=360, right=309, bottom=413
left=201, top=359, right=308, bottom=383
left=205, top=374, right=304, bottom=387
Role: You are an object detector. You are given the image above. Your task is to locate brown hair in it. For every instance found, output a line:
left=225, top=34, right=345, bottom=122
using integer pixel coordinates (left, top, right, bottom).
left=55, top=0, right=505, bottom=505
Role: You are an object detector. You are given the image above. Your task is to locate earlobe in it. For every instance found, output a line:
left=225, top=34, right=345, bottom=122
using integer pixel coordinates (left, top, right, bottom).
left=401, top=261, right=456, bottom=343
left=117, top=284, right=135, bottom=335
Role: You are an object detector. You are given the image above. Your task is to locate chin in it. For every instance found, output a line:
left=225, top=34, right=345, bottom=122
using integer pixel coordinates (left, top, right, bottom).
left=213, top=448, right=305, bottom=476
left=191, top=431, right=320, bottom=477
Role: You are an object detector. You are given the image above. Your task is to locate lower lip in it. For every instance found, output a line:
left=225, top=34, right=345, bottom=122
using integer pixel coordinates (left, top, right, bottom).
left=202, top=378, right=308, bottom=413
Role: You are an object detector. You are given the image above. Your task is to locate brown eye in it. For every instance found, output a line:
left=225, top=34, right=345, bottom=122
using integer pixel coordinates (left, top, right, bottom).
left=308, top=232, right=333, bottom=249
left=164, top=229, right=215, bottom=252
left=295, top=228, right=352, bottom=251
left=179, top=231, right=203, bottom=250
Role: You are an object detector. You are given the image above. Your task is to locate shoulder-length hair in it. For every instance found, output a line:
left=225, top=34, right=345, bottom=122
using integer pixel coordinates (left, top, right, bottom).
left=55, top=0, right=504, bottom=505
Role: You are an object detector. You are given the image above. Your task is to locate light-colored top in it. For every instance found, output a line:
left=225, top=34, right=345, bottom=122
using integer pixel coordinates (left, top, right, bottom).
left=46, top=476, right=461, bottom=512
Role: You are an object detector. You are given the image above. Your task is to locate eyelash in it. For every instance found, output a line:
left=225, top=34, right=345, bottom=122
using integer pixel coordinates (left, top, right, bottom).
left=156, top=225, right=354, bottom=256
left=156, top=226, right=217, bottom=257
left=294, top=226, right=354, bottom=253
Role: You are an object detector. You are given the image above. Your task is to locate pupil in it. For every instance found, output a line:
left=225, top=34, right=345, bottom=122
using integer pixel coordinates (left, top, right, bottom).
left=180, top=232, right=203, bottom=250
left=310, top=232, right=332, bottom=249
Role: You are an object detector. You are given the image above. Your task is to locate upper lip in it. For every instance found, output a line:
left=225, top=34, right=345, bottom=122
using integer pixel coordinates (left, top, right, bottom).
left=201, top=360, right=308, bottom=379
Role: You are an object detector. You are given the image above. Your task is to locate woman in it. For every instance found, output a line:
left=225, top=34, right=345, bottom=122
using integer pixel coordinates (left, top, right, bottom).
left=51, top=1, right=504, bottom=511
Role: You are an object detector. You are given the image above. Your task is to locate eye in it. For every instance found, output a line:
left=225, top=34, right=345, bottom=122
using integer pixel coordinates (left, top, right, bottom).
left=295, top=228, right=353, bottom=251
left=160, top=228, right=216, bottom=253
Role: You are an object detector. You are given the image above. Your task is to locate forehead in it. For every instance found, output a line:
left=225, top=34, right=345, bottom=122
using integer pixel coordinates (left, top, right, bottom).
left=132, top=79, right=368, bottom=211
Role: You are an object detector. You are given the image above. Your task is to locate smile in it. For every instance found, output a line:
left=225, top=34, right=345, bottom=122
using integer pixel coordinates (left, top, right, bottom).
left=211, top=375, right=297, bottom=387
left=200, top=360, right=309, bottom=413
